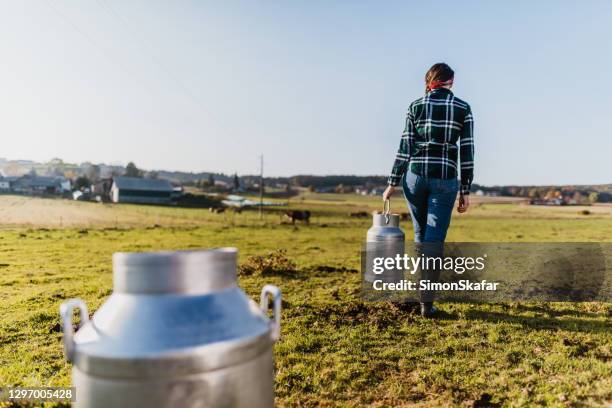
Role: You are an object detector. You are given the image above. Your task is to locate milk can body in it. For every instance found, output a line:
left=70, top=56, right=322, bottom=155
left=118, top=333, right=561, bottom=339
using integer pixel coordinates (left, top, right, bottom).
left=364, top=203, right=405, bottom=284
left=60, top=248, right=281, bottom=408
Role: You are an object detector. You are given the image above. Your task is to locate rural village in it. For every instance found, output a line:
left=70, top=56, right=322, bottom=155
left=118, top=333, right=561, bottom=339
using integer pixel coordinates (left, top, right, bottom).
left=0, top=158, right=609, bottom=209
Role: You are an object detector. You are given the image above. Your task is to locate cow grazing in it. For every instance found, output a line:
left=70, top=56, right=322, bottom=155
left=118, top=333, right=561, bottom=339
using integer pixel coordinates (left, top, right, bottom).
left=285, top=210, right=311, bottom=225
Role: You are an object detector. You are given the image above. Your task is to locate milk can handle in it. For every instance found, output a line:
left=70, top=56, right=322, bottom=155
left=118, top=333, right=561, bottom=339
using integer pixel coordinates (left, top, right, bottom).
left=260, top=285, right=281, bottom=341
left=383, top=199, right=391, bottom=224
left=59, top=298, right=89, bottom=363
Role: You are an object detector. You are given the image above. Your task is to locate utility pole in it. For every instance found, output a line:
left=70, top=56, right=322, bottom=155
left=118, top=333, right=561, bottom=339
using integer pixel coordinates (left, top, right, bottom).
left=259, top=154, right=264, bottom=220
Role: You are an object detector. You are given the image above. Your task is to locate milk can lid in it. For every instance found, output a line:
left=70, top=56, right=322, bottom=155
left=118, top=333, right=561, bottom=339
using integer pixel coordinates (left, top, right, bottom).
left=372, top=211, right=400, bottom=227
left=113, top=247, right=237, bottom=295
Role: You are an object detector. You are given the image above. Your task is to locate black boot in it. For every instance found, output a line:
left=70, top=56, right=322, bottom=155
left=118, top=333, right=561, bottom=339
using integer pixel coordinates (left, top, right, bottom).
left=420, top=302, right=437, bottom=318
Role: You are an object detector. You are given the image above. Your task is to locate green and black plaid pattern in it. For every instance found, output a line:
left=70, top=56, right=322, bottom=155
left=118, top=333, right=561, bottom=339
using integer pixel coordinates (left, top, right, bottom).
left=388, top=88, right=474, bottom=195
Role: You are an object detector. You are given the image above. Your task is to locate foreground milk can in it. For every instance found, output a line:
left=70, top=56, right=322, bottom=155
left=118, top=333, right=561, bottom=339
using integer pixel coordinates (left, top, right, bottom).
left=60, top=248, right=281, bottom=408
left=364, top=199, right=405, bottom=284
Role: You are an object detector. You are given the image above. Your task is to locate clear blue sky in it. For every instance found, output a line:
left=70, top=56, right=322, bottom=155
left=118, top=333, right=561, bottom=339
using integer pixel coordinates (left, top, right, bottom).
left=1, top=1, right=610, bottom=185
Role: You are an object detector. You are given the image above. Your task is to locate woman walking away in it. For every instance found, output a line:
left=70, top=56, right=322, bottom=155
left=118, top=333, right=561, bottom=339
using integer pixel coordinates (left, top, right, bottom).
left=382, top=63, right=474, bottom=318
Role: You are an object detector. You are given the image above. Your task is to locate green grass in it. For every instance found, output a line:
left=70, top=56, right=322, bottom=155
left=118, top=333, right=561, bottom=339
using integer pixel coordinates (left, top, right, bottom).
left=0, top=195, right=610, bottom=407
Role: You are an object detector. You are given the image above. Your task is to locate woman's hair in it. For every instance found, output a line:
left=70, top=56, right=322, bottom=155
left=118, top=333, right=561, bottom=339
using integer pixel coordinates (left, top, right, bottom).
left=425, top=63, right=455, bottom=93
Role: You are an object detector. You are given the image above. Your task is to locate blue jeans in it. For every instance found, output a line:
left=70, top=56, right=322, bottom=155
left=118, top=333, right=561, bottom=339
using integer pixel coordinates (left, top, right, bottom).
left=402, top=171, right=458, bottom=243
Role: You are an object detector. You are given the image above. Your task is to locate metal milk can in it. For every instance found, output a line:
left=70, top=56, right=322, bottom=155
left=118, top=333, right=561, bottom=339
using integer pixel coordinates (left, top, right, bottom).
left=60, top=248, right=281, bottom=408
left=364, top=199, right=405, bottom=284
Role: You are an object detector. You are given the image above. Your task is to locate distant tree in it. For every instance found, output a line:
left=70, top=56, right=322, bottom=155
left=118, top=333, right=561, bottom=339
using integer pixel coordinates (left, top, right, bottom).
left=86, top=165, right=101, bottom=182
left=572, top=191, right=584, bottom=204
left=74, top=176, right=91, bottom=191
left=110, top=168, right=123, bottom=177
left=64, top=169, right=77, bottom=180
left=544, top=188, right=561, bottom=200
left=49, top=158, right=65, bottom=176
left=4, top=162, right=23, bottom=176
left=588, top=192, right=599, bottom=204
left=233, top=173, right=240, bottom=191
left=125, top=162, right=142, bottom=178
left=208, top=174, right=215, bottom=187
left=147, top=171, right=159, bottom=179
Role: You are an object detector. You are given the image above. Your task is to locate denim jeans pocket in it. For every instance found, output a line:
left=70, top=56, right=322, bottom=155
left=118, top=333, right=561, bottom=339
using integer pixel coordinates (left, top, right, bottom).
left=403, top=171, right=419, bottom=191
left=435, top=178, right=459, bottom=194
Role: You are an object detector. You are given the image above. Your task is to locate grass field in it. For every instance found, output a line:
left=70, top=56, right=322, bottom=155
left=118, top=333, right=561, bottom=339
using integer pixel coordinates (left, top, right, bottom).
left=0, top=194, right=610, bottom=407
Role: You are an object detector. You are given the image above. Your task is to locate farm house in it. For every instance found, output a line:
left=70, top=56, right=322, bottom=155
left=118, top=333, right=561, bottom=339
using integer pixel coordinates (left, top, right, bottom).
left=110, top=176, right=174, bottom=204
left=0, top=177, right=10, bottom=191
left=11, top=175, right=70, bottom=195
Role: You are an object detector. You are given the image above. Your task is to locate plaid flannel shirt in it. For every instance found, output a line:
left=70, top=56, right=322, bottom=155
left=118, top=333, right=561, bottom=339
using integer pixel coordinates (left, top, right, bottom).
left=388, top=88, right=474, bottom=195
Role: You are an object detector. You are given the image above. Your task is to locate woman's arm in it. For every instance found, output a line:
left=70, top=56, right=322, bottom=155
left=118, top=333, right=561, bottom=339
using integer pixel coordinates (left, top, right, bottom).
left=459, top=106, right=474, bottom=196
left=457, top=106, right=474, bottom=213
left=384, top=110, right=416, bottom=200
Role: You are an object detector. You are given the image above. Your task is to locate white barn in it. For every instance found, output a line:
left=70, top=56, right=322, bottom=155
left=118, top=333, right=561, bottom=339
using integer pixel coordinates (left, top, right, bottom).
left=111, top=177, right=174, bottom=204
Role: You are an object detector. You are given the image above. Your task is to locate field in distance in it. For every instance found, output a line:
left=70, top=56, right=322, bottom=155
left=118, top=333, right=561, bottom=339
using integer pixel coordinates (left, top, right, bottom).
left=0, top=194, right=610, bottom=407
left=0, top=193, right=611, bottom=230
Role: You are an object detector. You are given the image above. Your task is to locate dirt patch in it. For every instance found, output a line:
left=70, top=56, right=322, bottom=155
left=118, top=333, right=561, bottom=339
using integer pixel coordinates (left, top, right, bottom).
left=473, top=392, right=502, bottom=408
left=310, top=265, right=357, bottom=273
left=48, top=322, right=62, bottom=333
left=239, top=249, right=297, bottom=276
left=295, top=301, right=419, bottom=329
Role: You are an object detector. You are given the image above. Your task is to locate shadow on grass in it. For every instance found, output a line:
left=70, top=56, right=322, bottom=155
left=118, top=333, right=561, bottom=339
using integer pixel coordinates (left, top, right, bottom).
left=303, top=300, right=611, bottom=334
left=453, top=308, right=611, bottom=334
left=508, top=302, right=611, bottom=318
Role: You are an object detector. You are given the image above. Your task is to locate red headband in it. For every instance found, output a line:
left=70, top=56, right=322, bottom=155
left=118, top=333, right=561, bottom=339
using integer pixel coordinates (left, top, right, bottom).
left=427, top=80, right=453, bottom=91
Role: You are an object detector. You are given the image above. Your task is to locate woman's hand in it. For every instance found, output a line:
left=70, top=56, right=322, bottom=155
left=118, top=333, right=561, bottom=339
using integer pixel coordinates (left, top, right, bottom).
left=457, top=194, right=469, bottom=213
left=382, top=185, right=396, bottom=201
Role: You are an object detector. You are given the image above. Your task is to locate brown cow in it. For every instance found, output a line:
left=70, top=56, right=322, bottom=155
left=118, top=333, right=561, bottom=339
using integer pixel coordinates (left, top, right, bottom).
left=285, top=210, right=311, bottom=225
